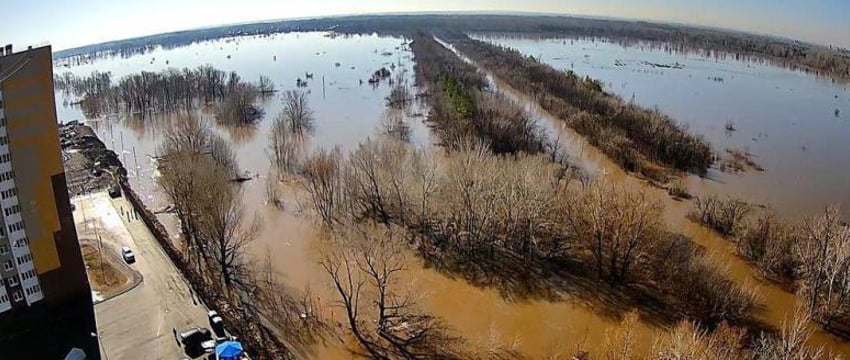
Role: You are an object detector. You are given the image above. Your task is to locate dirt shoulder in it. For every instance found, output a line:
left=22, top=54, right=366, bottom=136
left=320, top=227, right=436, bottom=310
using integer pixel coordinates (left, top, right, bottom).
left=79, top=241, right=140, bottom=303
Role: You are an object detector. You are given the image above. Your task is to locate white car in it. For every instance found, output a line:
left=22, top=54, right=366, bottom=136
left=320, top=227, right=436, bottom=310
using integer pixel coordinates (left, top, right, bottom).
left=121, top=246, right=135, bottom=264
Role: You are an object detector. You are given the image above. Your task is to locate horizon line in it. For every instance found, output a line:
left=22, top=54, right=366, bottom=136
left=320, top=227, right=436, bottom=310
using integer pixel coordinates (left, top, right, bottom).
left=51, top=10, right=830, bottom=53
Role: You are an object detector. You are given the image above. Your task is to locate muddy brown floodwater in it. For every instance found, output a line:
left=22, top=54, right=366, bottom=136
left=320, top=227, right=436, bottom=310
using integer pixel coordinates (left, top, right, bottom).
left=441, top=37, right=850, bottom=356
left=56, top=31, right=850, bottom=358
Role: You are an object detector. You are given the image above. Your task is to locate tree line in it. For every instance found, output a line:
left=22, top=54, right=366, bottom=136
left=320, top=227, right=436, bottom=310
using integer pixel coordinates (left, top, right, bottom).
left=55, top=66, right=273, bottom=123
left=410, top=34, right=557, bottom=159
left=328, top=15, right=850, bottom=80
left=55, top=15, right=850, bottom=81
left=154, top=115, right=333, bottom=358
left=248, top=31, right=835, bottom=357
left=559, top=305, right=834, bottom=360
left=439, top=32, right=713, bottom=181
left=692, top=194, right=850, bottom=340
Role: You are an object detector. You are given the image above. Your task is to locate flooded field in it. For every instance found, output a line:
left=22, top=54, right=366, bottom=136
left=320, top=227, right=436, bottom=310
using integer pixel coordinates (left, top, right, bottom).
left=474, top=33, right=850, bottom=220
left=55, top=32, right=431, bottom=357
left=55, top=31, right=850, bottom=358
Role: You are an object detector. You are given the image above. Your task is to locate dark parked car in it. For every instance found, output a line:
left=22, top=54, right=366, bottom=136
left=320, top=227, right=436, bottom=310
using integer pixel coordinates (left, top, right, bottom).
left=108, top=184, right=122, bottom=198
left=208, top=310, right=226, bottom=338
left=179, top=327, right=213, bottom=356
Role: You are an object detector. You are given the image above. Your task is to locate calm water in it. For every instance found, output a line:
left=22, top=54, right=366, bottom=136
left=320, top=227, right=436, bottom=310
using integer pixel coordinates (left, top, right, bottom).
left=474, top=33, right=850, bottom=220
left=55, top=31, right=431, bottom=228
left=54, top=31, right=850, bottom=358
left=55, top=32, right=433, bottom=358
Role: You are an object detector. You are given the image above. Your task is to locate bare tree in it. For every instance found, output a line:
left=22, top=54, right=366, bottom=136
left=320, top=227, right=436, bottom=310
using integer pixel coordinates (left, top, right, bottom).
left=319, top=232, right=385, bottom=359
left=268, top=113, right=307, bottom=176
left=690, top=195, right=752, bottom=238
left=281, top=90, right=314, bottom=134
left=258, top=75, right=276, bottom=95
left=754, top=304, right=829, bottom=360
left=380, top=108, right=412, bottom=143
left=566, top=180, right=663, bottom=282
left=386, top=72, right=412, bottom=109
left=796, top=206, right=850, bottom=322
left=302, top=147, right=345, bottom=227
left=321, top=225, right=465, bottom=359
left=653, top=321, right=745, bottom=360
left=197, top=172, right=262, bottom=294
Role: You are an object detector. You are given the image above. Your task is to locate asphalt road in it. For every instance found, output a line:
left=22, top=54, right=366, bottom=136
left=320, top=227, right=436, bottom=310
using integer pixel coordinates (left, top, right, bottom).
left=73, top=192, right=210, bottom=360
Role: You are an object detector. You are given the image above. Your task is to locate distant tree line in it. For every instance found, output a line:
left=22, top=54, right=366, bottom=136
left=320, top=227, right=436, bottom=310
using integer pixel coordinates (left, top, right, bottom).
left=55, top=66, right=272, bottom=123
left=55, top=15, right=850, bottom=80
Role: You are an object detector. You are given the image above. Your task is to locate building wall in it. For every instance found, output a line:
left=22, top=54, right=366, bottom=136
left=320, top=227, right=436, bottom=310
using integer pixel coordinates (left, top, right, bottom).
left=0, top=45, right=99, bottom=359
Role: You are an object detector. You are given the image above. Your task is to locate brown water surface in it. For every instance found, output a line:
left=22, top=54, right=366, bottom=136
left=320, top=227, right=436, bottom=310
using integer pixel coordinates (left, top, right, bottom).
left=55, top=31, right=850, bottom=358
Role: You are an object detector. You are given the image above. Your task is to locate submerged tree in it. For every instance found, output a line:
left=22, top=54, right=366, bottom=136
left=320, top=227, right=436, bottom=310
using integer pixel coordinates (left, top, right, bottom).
left=268, top=108, right=309, bottom=176
left=258, top=75, right=276, bottom=95
left=566, top=180, right=664, bottom=283
left=320, top=225, right=466, bottom=359
left=281, top=90, right=314, bottom=134
left=197, top=173, right=262, bottom=293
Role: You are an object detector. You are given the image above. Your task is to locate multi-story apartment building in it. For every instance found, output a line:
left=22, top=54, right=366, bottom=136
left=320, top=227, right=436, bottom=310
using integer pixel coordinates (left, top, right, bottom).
left=0, top=44, right=99, bottom=359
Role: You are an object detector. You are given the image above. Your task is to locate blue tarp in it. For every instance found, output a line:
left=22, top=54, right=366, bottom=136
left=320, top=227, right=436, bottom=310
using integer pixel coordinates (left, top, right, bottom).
left=216, top=341, right=244, bottom=360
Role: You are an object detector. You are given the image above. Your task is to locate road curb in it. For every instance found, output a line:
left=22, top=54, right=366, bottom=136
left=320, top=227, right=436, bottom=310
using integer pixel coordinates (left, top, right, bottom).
left=83, top=240, right=144, bottom=305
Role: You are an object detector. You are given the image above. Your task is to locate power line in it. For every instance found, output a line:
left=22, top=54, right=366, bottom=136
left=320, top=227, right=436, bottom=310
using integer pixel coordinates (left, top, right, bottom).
left=0, top=55, right=32, bottom=84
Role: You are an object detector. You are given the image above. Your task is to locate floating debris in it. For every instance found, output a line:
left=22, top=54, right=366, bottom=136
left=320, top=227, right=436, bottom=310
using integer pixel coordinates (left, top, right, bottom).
left=642, top=61, right=684, bottom=69
left=837, top=108, right=841, bottom=117
left=367, top=67, right=391, bottom=84
left=708, top=76, right=725, bottom=82
left=335, top=62, right=341, bottom=67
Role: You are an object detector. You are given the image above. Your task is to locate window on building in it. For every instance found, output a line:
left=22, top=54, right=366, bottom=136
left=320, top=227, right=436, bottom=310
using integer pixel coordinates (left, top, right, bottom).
left=0, top=294, right=8, bottom=303
left=11, top=291, right=21, bottom=302
left=6, top=276, right=17, bottom=287
left=0, top=189, right=16, bottom=199
left=0, top=244, right=7, bottom=254
left=3, top=260, right=11, bottom=271
left=15, top=253, right=31, bottom=266
left=3, top=205, right=20, bottom=217
left=0, top=117, right=5, bottom=127
left=14, top=238, right=29, bottom=248
left=8, top=221, right=24, bottom=233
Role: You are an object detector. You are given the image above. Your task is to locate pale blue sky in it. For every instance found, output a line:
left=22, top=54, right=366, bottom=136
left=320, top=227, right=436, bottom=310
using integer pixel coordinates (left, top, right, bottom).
left=3, top=0, right=849, bottom=51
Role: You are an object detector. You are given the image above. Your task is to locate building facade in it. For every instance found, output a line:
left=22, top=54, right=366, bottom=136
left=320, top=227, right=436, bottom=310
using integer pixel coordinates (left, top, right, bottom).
left=0, top=45, right=99, bottom=358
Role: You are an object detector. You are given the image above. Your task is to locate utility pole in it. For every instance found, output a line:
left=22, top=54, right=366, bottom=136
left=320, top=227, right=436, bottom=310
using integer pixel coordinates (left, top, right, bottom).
left=133, top=146, right=138, bottom=177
